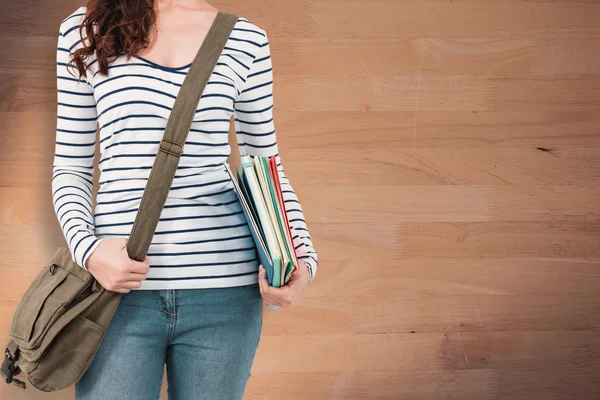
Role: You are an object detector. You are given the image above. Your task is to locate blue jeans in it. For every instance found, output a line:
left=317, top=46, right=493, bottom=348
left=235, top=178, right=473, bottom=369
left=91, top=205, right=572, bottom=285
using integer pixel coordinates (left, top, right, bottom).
left=75, top=283, right=263, bottom=400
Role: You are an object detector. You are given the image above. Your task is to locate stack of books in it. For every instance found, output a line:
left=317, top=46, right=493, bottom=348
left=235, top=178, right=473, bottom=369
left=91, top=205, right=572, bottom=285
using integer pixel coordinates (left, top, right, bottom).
left=225, top=155, right=301, bottom=289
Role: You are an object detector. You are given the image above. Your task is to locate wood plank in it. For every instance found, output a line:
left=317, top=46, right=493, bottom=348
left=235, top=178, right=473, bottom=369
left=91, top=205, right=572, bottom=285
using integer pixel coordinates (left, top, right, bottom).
left=1, top=0, right=600, bottom=399
left=245, top=365, right=600, bottom=400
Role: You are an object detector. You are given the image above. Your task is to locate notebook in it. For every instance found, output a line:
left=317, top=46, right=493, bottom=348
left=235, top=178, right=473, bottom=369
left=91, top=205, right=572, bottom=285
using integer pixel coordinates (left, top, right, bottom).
left=224, top=162, right=275, bottom=285
left=224, top=155, right=300, bottom=288
left=255, top=156, right=297, bottom=284
left=268, top=156, right=300, bottom=278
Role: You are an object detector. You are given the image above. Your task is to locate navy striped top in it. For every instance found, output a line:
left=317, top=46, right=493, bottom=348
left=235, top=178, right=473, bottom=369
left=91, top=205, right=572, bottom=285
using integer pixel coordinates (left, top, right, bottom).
left=53, top=6, right=318, bottom=289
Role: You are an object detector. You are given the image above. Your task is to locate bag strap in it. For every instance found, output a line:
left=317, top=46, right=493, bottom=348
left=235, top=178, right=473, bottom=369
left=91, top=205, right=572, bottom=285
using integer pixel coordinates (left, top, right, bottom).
left=126, top=10, right=239, bottom=262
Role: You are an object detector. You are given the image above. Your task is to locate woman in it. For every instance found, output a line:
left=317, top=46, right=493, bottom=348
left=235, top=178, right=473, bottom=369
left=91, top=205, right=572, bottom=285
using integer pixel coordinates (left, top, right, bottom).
left=53, top=1, right=318, bottom=398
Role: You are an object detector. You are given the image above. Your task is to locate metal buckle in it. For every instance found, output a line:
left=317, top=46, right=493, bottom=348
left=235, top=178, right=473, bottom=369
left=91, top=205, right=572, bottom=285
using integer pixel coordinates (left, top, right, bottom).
left=2, top=349, right=15, bottom=383
left=1, top=348, right=25, bottom=389
left=159, top=138, right=183, bottom=157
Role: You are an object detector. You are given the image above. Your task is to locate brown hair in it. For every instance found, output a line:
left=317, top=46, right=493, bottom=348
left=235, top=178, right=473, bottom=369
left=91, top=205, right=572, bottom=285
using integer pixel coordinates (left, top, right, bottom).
left=67, top=0, right=156, bottom=78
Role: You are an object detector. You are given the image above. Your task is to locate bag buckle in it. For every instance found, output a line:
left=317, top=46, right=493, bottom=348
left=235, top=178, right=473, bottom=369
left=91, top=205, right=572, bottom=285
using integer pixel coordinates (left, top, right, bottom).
left=159, top=138, right=183, bottom=157
left=1, top=348, right=26, bottom=389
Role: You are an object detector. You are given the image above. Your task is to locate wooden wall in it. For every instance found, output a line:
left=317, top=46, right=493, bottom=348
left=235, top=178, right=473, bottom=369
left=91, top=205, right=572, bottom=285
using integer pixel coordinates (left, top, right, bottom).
left=1, top=0, right=599, bottom=399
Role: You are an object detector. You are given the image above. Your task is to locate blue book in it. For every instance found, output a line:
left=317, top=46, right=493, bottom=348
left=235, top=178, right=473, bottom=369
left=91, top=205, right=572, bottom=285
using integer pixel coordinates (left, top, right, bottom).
left=224, top=162, right=276, bottom=286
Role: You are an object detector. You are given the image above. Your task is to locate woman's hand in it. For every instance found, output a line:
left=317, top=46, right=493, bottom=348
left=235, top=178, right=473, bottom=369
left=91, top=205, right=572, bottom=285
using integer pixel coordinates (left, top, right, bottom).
left=257, top=262, right=311, bottom=308
left=85, top=238, right=150, bottom=293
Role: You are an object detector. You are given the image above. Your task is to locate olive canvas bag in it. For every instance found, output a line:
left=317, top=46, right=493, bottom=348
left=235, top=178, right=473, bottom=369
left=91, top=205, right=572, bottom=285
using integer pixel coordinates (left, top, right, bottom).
left=1, top=11, right=239, bottom=392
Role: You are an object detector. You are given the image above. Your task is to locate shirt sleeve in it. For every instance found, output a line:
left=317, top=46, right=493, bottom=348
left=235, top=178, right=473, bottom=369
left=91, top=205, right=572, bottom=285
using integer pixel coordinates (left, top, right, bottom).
left=232, top=29, right=318, bottom=284
left=52, top=22, right=103, bottom=271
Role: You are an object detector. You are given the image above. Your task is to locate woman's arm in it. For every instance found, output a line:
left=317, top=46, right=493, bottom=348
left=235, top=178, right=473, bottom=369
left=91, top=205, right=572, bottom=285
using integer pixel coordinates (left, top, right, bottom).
left=52, top=18, right=103, bottom=270
left=233, top=29, right=318, bottom=283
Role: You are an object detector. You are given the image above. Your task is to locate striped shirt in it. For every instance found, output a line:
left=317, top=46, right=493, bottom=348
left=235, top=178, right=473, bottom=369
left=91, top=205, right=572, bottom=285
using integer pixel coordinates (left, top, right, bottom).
left=53, top=6, right=318, bottom=289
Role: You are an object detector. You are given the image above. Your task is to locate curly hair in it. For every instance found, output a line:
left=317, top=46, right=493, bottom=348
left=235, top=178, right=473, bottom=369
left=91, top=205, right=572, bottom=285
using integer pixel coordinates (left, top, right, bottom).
left=67, top=0, right=156, bottom=78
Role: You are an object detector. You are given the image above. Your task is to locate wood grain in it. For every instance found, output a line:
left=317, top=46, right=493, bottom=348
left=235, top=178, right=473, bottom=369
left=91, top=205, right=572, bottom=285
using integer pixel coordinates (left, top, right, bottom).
left=1, top=0, right=599, bottom=399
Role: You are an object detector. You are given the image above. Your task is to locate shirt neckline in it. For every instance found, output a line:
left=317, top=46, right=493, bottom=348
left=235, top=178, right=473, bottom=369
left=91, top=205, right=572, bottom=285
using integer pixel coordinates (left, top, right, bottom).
left=131, top=10, right=225, bottom=73
left=133, top=54, right=192, bottom=71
